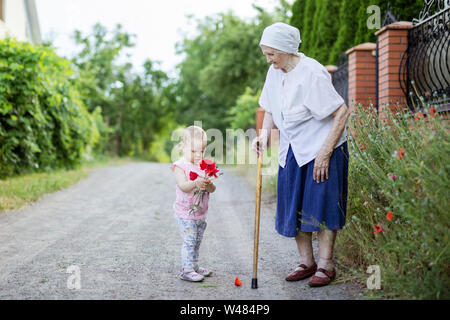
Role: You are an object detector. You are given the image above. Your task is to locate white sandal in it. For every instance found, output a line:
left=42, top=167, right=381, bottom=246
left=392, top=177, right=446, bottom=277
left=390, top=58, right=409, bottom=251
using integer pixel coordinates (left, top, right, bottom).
left=195, top=267, right=211, bottom=277
left=179, top=268, right=204, bottom=282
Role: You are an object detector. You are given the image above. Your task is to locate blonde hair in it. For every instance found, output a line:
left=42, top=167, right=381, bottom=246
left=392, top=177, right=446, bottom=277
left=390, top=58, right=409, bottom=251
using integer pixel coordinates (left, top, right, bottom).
left=178, top=126, right=207, bottom=151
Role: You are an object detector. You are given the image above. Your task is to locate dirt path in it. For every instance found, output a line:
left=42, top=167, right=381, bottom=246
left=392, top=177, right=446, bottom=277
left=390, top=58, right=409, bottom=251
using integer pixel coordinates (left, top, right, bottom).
left=0, top=162, right=363, bottom=299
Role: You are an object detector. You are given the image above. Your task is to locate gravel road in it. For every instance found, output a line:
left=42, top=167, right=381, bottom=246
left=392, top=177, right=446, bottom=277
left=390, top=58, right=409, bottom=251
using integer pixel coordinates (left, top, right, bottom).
left=0, top=162, right=363, bottom=300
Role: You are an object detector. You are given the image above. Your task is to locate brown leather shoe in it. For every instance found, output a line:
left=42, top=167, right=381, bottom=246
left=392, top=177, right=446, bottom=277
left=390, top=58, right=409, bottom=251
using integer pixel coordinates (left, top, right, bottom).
left=308, top=268, right=336, bottom=287
left=285, top=263, right=317, bottom=281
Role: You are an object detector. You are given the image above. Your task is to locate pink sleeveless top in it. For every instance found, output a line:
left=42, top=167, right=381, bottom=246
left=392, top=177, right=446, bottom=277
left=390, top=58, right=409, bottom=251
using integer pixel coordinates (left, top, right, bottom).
left=170, top=157, right=210, bottom=220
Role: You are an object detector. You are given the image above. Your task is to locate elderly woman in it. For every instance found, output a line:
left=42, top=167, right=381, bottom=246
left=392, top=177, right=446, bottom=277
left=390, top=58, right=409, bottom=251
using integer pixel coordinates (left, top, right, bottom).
left=252, top=22, right=350, bottom=287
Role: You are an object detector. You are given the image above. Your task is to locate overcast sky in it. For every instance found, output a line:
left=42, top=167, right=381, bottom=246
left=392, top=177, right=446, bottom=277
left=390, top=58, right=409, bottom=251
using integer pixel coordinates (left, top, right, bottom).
left=35, top=0, right=289, bottom=77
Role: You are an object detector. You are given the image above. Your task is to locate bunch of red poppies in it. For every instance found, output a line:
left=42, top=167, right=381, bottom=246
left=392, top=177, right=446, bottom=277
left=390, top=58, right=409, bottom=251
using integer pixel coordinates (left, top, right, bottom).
left=188, top=159, right=222, bottom=214
left=189, top=159, right=219, bottom=181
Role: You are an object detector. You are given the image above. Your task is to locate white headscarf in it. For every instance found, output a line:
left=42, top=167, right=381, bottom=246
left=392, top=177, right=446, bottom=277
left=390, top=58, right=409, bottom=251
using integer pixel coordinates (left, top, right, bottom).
left=259, top=22, right=301, bottom=55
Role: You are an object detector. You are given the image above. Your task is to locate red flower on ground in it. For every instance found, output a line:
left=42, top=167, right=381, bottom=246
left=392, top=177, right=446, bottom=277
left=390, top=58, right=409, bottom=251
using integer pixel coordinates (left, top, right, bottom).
left=386, top=211, right=394, bottom=221
left=372, top=225, right=385, bottom=234
left=189, top=171, right=199, bottom=181
left=390, top=174, right=398, bottom=181
left=396, top=148, right=406, bottom=160
left=414, top=112, right=425, bottom=120
left=234, top=277, right=242, bottom=287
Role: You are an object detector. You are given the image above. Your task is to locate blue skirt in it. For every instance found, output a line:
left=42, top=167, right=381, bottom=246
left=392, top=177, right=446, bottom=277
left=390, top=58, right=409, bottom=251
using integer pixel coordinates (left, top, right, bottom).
left=276, top=142, right=349, bottom=236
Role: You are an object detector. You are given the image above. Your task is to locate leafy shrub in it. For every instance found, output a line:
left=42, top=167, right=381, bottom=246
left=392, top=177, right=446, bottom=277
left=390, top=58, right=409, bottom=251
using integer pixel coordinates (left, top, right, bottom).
left=145, top=121, right=179, bottom=163
left=337, top=101, right=449, bottom=299
left=90, top=106, right=113, bottom=156
left=0, top=38, right=99, bottom=178
left=227, top=87, right=260, bottom=131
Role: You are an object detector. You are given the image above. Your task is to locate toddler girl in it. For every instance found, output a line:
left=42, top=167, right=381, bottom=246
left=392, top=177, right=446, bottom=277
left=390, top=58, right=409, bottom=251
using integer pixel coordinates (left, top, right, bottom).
left=170, top=126, right=216, bottom=282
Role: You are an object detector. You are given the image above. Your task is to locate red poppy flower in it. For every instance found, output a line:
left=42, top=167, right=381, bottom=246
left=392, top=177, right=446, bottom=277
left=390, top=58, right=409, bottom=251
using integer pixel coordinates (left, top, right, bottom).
left=200, top=158, right=220, bottom=178
left=390, top=174, right=398, bottom=181
left=414, top=112, right=425, bottom=120
left=200, top=158, right=215, bottom=171
left=429, top=107, right=436, bottom=118
left=386, top=211, right=393, bottom=221
left=234, top=277, right=242, bottom=287
left=372, top=225, right=385, bottom=234
left=206, top=168, right=219, bottom=178
left=360, top=143, right=366, bottom=151
left=189, top=171, right=199, bottom=181
left=396, top=148, right=406, bottom=160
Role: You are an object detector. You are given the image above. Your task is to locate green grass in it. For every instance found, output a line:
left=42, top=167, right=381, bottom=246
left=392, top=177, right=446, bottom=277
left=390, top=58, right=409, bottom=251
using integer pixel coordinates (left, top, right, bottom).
left=197, top=283, right=217, bottom=288
left=0, top=155, right=135, bottom=213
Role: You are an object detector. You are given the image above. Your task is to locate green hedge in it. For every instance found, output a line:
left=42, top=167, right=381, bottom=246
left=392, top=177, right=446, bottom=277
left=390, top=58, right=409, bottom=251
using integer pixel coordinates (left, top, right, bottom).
left=0, top=38, right=100, bottom=178
left=290, top=0, right=424, bottom=65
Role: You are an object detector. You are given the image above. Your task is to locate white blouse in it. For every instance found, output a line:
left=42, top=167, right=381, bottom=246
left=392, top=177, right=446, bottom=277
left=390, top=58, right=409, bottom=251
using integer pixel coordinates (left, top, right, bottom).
left=259, top=52, right=347, bottom=168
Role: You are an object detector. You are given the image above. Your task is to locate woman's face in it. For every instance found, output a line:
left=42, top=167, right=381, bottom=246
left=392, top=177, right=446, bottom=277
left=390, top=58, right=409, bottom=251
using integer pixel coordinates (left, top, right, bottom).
left=261, top=45, right=288, bottom=70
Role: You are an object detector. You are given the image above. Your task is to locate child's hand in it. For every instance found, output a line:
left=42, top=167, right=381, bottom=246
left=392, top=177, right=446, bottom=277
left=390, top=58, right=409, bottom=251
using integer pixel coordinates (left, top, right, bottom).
left=204, top=179, right=216, bottom=193
left=194, top=178, right=208, bottom=191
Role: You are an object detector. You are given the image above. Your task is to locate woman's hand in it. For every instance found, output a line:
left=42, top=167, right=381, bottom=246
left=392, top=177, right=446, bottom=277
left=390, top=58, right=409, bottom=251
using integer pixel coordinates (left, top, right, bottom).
left=313, top=148, right=332, bottom=183
left=252, top=133, right=269, bottom=157
left=252, top=112, right=274, bottom=157
left=313, top=104, right=350, bottom=184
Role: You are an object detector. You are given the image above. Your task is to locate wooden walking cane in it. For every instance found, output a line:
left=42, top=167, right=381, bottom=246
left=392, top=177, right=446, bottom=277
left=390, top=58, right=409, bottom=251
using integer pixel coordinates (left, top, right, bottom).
left=252, top=141, right=264, bottom=289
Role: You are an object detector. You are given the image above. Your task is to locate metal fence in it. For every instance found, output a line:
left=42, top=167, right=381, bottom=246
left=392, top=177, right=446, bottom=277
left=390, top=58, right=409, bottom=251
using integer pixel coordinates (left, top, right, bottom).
left=331, top=2, right=450, bottom=113
left=401, top=3, right=450, bottom=112
left=332, top=55, right=349, bottom=106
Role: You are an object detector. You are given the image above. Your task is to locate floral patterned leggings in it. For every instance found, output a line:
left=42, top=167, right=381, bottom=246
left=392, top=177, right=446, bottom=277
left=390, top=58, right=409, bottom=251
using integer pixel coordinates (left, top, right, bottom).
left=175, top=216, right=207, bottom=273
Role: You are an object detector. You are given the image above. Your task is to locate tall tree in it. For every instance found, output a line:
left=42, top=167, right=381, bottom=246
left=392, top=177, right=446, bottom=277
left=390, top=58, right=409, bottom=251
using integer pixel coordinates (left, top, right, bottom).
left=174, top=6, right=286, bottom=132
left=289, top=0, right=306, bottom=31
left=313, top=0, right=342, bottom=64
left=71, top=24, right=135, bottom=116
left=71, top=24, right=173, bottom=156
left=329, top=0, right=361, bottom=65
left=298, top=0, right=317, bottom=56
left=290, top=0, right=425, bottom=65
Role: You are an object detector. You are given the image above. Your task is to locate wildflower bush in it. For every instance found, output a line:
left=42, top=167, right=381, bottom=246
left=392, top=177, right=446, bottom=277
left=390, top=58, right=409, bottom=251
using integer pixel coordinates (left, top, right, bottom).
left=337, top=101, right=449, bottom=299
left=0, top=38, right=100, bottom=178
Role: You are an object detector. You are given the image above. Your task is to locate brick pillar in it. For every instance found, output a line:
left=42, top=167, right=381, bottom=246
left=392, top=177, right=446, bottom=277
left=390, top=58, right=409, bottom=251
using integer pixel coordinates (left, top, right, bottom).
left=346, top=43, right=377, bottom=112
left=375, top=21, right=413, bottom=119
